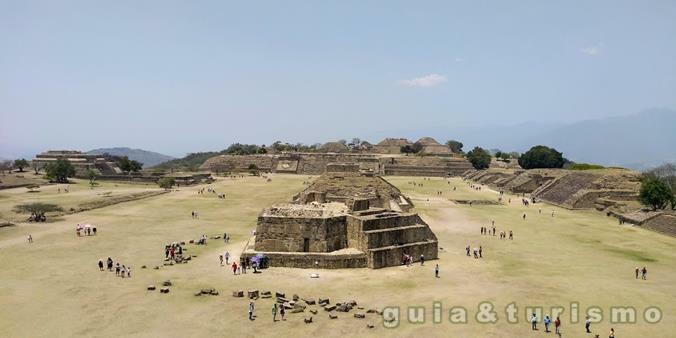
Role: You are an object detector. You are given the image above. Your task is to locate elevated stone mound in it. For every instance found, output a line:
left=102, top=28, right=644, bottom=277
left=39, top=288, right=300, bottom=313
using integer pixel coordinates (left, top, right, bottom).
left=373, top=138, right=412, bottom=154
left=319, top=142, right=349, bottom=153
left=533, top=170, right=641, bottom=210
left=294, top=164, right=413, bottom=211
left=242, top=170, right=438, bottom=269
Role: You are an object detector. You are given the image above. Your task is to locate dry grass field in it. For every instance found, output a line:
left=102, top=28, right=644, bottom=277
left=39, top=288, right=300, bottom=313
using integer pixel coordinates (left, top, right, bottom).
left=1, top=174, right=674, bottom=337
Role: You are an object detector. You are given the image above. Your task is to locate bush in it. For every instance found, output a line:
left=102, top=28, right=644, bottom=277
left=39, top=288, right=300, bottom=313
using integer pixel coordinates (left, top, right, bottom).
left=13, top=202, right=63, bottom=222
left=158, top=177, right=176, bottom=190
left=44, top=159, right=75, bottom=183
left=568, top=163, right=605, bottom=170
left=466, top=147, right=491, bottom=170
left=518, top=145, right=564, bottom=169
left=639, top=177, right=674, bottom=210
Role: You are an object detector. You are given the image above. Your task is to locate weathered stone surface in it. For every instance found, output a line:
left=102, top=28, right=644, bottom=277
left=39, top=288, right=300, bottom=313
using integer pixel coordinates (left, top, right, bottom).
left=162, top=280, right=172, bottom=286
left=141, top=265, right=147, bottom=269
left=292, top=294, right=299, bottom=301
left=329, top=313, right=338, bottom=319
left=248, top=290, right=259, bottom=299
left=275, top=292, right=285, bottom=298
left=304, top=317, right=313, bottom=324
left=160, top=287, right=170, bottom=293
left=367, top=324, right=375, bottom=328
left=367, top=308, right=382, bottom=314
left=291, top=307, right=304, bottom=313
left=310, top=309, right=318, bottom=314
left=153, top=266, right=160, bottom=270
left=354, top=313, right=365, bottom=319
left=336, top=304, right=352, bottom=312
left=318, top=298, right=329, bottom=305
left=261, top=291, right=272, bottom=296
left=324, top=305, right=336, bottom=312
left=147, top=285, right=156, bottom=290
left=303, top=298, right=316, bottom=305
left=232, top=290, right=244, bottom=297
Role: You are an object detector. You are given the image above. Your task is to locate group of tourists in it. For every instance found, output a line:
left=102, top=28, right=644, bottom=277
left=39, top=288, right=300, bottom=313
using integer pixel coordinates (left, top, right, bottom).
left=635, top=266, right=648, bottom=280
left=76, top=223, right=97, bottom=236
left=98, top=257, right=132, bottom=278
left=465, top=245, right=483, bottom=259
left=231, top=259, right=257, bottom=275
left=196, top=234, right=208, bottom=245
left=271, top=303, right=286, bottom=321
left=165, top=242, right=184, bottom=260
left=480, top=226, right=513, bottom=240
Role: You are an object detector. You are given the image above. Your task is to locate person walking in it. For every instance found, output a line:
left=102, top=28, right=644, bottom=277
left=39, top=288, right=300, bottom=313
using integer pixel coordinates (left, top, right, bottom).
left=219, top=254, right=223, bottom=266
left=232, top=262, right=238, bottom=275
left=585, top=316, right=591, bottom=333
left=554, top=316, right=561, bottom=335
left=248, top=301, right=255, bottom=320
left=27, top=234, right=33, bottom=243
left=544, top=315, right=551, bottom=333
left=223, top=232, right=227, bottom=243
left=272, top=303, right=278, bottom=322
left=530, top=313, right=538, bottom=330
left=635, top=266, right=639, bottom=279
left=434, top=264, right=439, bottom=278
left=107, top=257, right=113, bottom=271
left=479, top=246, right=483, bottom=258
left=641, top=266, right=647, bottom=280
left=609, top=328, right=615, bottom=338
left=98, top=259, right=104, bottom=271
left=279, top=304, right=285, bottom=321
left=420, top=254, right=425, bottom=266
left=225, top=251, right=230, bottom=264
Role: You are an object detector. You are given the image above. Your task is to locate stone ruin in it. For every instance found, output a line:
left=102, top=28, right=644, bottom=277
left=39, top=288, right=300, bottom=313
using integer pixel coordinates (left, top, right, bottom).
left=32, top=150, right=122, bottom=176
left=241, top=164, right=438, bottom=269
left=200, top=151, right=473, bottom=177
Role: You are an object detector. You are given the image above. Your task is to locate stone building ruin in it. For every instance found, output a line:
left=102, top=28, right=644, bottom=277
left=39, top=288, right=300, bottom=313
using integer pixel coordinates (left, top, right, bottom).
left=241, top=164, right=438, bottom=269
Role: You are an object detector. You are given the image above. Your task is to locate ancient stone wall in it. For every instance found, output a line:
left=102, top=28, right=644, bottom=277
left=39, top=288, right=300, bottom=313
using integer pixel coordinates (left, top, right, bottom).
left=254, top=215, right=348, bottom=252
left=240, top=251, right=368, bottom=269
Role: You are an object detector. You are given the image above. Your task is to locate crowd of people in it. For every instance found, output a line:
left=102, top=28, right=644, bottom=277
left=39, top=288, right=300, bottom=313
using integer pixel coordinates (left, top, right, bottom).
left=76, top=223, right=97, bottom=236
left=98, top=257, right=131, bottom=278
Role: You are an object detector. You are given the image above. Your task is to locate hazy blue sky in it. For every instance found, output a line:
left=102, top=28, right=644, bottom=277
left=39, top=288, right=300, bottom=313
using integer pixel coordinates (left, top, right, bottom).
left=1, top=1, right=675, bottom=157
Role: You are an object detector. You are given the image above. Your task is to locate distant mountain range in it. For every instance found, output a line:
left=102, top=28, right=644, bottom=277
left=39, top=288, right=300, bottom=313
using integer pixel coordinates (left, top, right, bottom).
left=387, top=108, right=676, bottom=170
left=87, top=147, right=174, bottom=168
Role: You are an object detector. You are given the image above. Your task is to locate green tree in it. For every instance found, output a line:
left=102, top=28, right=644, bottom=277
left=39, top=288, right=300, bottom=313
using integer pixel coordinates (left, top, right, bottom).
left=158, top=177, right=176, bottom=190
left=518, top=145, right=565, bottom=169
left=445, top=140, right=464, bottom=153
left=13, top=202, right=63, bottom=222
left=400, top=145, right=417, bottom=155
left=117, top=156, right=143, bottom=174
left=14, top=159, right=29, bottom=172
left=86, top=169, right=100, bottom=188
left=639, top=177, right=674, bottom=210
left=466, top=147, right=491, bottom=170
left=248, top=164, right=260, bottom=176
left=44, top=158, right=75, bottom=183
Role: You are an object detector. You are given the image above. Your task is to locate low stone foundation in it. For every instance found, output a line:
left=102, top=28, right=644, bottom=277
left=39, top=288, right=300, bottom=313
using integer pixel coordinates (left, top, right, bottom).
left=241, top=250, right=367, bottom=269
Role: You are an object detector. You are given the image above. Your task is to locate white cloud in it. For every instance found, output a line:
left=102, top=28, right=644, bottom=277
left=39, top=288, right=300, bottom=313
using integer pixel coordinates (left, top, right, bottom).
left=397, top=73, right=447, bottom=87
left=580, top=43, right=603, bottom=56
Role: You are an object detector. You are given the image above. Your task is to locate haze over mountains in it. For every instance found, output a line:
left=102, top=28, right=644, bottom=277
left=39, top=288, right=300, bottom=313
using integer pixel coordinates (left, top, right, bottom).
left=86, top=147, right=174, bottom=167
left=1, top=109, right=674, bottom=170
left=388, top=108, right=676, bottom=170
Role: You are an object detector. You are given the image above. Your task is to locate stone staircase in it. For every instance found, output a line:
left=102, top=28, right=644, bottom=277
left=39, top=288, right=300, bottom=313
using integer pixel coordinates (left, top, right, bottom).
left=347, top=209, right=438, bottom=269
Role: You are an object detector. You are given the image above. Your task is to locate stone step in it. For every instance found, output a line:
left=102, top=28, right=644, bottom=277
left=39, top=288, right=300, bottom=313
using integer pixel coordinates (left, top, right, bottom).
left=362, top=224, right=431, bottom=249
left=360, top=214, right=421, bottom=231
left=367, top=240, right=438, bottom=269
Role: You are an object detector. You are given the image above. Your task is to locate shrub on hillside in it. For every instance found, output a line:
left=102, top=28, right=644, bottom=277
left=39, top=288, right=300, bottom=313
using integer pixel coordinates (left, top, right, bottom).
left=518, top=145, right=565, bottom=169
left=639, top=177, right=674, bottom=210
left=466, top=147, right=491, bottom=170
left=568, top=163, right=605, bottom=170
